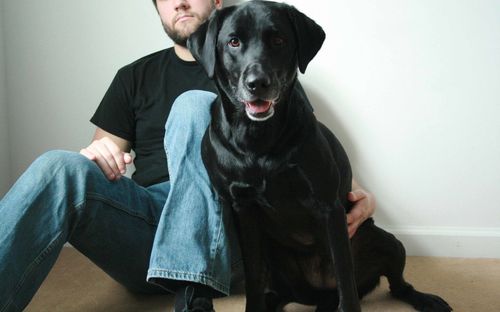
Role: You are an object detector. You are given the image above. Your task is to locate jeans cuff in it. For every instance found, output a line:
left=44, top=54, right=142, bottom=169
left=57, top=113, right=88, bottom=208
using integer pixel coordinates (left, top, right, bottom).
left=146, top=269, right=230, bottom=296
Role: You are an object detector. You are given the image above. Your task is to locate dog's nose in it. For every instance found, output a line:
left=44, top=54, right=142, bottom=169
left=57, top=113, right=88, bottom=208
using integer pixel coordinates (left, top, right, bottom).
left=246, top=75, right=271, bottom=91
left=244, top=65, right=271, bottom=95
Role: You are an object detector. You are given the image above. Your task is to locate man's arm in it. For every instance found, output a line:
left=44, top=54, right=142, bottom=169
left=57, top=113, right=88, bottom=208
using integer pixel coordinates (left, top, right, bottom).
left=346, top=179, right=376, bottom=238
left=80, top=127, right=133, bottom=181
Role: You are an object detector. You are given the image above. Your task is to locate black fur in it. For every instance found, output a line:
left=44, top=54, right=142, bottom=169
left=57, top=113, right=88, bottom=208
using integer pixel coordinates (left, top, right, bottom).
left=188, top=1, right=452, bottom=311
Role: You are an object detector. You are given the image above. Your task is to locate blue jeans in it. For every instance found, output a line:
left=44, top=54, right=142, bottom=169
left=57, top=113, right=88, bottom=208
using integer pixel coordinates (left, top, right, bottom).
left=0, top=91, right=240, bottom=311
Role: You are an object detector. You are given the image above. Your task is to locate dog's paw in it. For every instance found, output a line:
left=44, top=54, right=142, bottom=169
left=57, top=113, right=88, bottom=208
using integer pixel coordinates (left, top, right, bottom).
left=188, top=297, right=215, bottom=312
left=410, top=291, right=453, bottom=312
left=336, top=303, right=361, bottom=312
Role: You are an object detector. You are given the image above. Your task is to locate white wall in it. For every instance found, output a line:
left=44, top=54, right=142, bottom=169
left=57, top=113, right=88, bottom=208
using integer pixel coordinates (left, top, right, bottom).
left=2, top=0, right=167, bottom=182
left=287, top=0, right=500, bottom=257
left=0, top=0, right=10, bottom=197
left=1, top=0, right=499, bottom=257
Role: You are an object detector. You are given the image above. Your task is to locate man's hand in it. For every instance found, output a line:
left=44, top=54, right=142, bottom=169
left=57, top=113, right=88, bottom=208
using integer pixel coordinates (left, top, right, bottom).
left=346, top=182, right=376, bottom=238
left=80, top=129, right=132, bottom=181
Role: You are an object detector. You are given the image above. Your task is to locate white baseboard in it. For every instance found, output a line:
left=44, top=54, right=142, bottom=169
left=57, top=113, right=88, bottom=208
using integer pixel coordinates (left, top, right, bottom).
left=383, top=226, right=500, bottom=259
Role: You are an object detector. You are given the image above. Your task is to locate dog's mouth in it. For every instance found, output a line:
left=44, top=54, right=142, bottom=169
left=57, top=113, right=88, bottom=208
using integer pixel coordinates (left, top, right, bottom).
left=243, top=99, right=277, bottom=121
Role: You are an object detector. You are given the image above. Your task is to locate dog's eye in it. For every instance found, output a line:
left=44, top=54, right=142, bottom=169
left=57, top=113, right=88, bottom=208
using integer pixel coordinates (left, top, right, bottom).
left=228, top=38, right=241, bottom=48
left=271, top=36, right=285, bottom=47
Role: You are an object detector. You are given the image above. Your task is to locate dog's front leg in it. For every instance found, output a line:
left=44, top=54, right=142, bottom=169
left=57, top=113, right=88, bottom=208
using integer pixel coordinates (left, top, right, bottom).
left=325, top=199, right=361, bottom=312
left=233, top=207, right=269, bottom=312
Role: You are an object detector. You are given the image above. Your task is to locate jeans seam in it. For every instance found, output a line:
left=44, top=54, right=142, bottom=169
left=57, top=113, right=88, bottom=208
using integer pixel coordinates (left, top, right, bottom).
left=209, top=202, right=223, bottom=280
left=0, top=231, right=64, bottom=312
left=84, top=192, right=159, bottom=226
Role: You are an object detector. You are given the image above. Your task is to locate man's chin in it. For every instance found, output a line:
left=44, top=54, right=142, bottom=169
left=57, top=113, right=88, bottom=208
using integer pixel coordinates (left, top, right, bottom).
left=164, top=28, right=187, bottom=46
left=163, top=24, right=197, bottom=47
left=173, top=37, right=188, bottom=47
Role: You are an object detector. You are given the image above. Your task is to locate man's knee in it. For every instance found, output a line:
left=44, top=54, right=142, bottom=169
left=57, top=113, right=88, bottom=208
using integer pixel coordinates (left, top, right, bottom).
left=167, top=90, right=217, bottom=129
left=5, top=151, right=97, bottom=217
left=32, top=150, right=96, bottom=179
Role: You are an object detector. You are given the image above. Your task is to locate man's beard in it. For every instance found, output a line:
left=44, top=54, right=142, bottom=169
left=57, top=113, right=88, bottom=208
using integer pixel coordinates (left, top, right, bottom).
left=163, top=4, right=214, bottom=47
left=163, top=23, right=191, bottom=46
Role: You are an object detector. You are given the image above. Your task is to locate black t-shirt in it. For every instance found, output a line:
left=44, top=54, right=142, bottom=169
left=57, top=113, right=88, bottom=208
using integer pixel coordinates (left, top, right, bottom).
left=90, top=48, right=217, bottom=187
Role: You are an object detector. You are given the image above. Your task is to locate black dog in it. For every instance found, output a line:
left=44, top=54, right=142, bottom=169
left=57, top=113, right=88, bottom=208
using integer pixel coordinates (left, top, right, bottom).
left=188, top=1, right=452, bottom=311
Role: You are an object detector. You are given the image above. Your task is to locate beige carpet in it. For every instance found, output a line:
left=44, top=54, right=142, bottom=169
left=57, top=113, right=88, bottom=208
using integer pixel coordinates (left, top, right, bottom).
left=25, top=247, right=500, bottom=312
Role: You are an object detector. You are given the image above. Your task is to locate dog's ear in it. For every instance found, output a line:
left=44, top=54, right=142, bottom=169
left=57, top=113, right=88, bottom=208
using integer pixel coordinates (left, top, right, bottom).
left=188, top=7, right=236, bottom=78
left=287, top=6, right=326, bottom=73
left=187, top=10, right=220, bottom=78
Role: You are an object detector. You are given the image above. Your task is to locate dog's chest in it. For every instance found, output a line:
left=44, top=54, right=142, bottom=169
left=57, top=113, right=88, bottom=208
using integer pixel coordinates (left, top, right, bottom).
left=230, top=165, right=340, bottom=290
left=229, top=163, right=323, bottom=245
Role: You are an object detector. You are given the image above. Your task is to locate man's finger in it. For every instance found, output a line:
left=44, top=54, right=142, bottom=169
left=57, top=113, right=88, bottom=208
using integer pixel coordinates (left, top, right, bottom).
left=346, top=213, right=354, bottom=224
left=80, top=148, right=96, bottom=161
left=102, top=139, right=127, bottom=175
left=87, top=145, right=117, bottom=180
left=123, top=152, right=133, bottom=169
left=348, top=189, right=366, bottom=202
left=348, top=224, right=357, bottom=239
left=93, top=142, right=123, bottom=178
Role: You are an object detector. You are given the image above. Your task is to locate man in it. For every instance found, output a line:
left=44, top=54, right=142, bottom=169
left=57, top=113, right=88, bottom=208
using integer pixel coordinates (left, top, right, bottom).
left=0, top=0, right=375, bottom=311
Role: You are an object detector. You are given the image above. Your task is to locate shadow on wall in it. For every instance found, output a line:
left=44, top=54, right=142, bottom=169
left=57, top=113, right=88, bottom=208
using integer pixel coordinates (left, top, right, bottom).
left=224, top=0, right=246, bottom=6
left=301, top=82, right=411, bottom=242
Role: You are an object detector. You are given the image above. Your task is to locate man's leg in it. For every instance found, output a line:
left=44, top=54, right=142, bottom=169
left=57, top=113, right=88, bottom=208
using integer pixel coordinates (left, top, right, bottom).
left=0, top=151, right=167, bottom=312
left=148, top=91, right=240, bottom=302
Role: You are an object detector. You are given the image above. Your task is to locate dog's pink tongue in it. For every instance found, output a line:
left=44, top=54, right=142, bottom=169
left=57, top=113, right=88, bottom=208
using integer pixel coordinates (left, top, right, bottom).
left=246, top=100, right=272, bottom=114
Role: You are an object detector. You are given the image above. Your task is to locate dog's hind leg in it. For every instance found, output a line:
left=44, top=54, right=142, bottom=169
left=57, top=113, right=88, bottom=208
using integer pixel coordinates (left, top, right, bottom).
left=263, top=290, right=288, bottom=312
left=372, top=226, right=453, bottom=312
left=387, top=258, right=453, bottom=311
left=315, top=289, right=339, bottom=312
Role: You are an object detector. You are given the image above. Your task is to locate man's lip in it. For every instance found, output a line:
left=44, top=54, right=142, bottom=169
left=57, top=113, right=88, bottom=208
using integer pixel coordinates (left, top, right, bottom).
left=176, top=15, right=193, bottom=23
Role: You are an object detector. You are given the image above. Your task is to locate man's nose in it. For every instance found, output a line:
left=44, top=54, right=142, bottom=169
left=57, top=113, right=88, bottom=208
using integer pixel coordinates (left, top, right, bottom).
left=174, top=0, right=189, bottom=11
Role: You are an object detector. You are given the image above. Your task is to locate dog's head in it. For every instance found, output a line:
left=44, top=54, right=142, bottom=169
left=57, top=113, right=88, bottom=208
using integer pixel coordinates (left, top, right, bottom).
left=188, top=1, right=325, bottom=122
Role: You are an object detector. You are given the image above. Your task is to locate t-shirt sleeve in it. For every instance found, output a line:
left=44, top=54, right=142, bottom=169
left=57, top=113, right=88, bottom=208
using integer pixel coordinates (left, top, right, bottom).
left=90, top=69, right=135, bottom=142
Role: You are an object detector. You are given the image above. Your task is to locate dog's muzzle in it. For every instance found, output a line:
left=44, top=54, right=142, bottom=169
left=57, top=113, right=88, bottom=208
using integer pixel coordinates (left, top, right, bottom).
left=241, top=63, right=279, bottom=121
